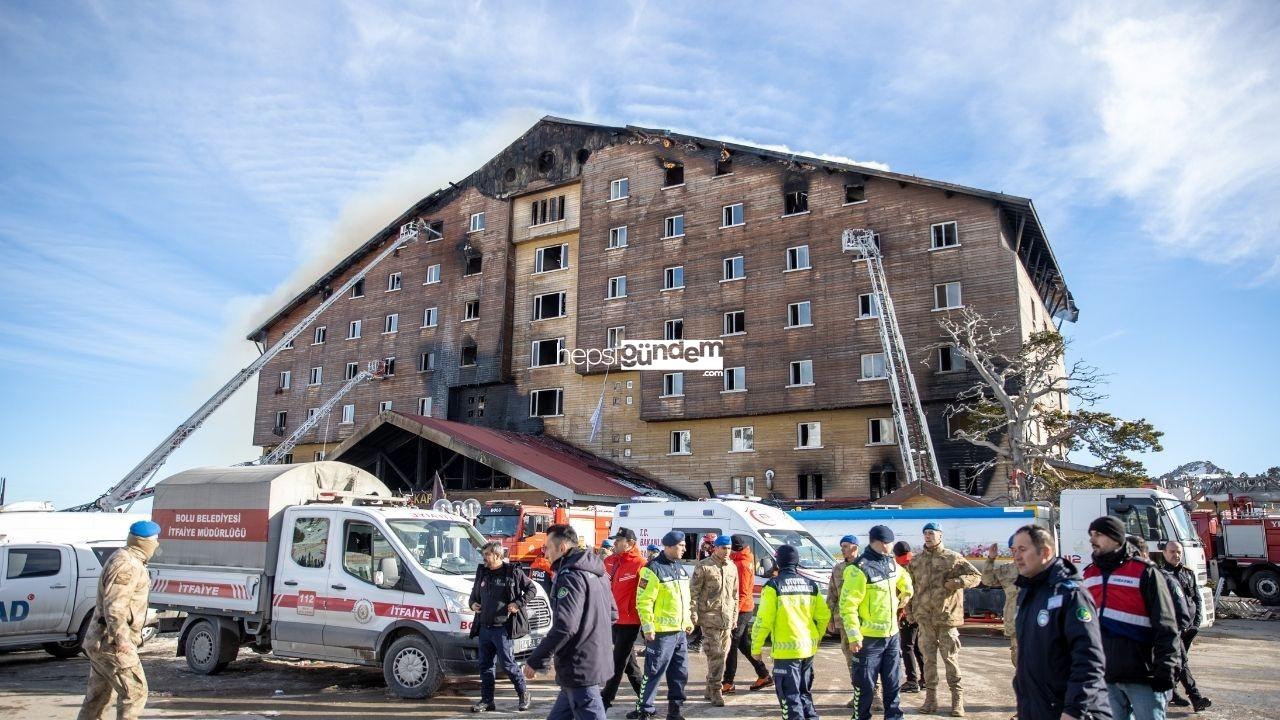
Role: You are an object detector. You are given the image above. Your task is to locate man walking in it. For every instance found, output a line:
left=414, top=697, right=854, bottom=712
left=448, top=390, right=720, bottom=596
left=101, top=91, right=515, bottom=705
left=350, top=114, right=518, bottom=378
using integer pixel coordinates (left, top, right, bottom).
left=524, top=524, right=616, bottom=720
left=892, top=541, right=924, bottom=694
left=751, top=545, right=830, bottom=720
left=1083, top=516, right=1179, bottom=720
left=602, top=528, right=647, bottom=710
left=77, top=520, right=162, bottom=720
left=1010, top=525, right=1110, bottom=720
left=907, top=522, right=980, bottom=716
left=827, top=534, right=860, bottom=708
left=982, top=538, right=1021, bottom=667
left=690, top=535, right=739, bottom=706
left=630, top=531, right=694, bottom=720
left=1160, top=541, right=1211, bottom=712
left=723, top=536, right=771, bottom=694
left=469, top=541, right=536, bottom=712
left=840, top=524, right=914, bottom=720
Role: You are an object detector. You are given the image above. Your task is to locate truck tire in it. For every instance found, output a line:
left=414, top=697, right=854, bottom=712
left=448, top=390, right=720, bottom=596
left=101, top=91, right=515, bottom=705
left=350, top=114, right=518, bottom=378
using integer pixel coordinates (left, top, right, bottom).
left=43, top=615, right=91, bottom=659
left=382, top=634, right=444, bottom=699
left=1249, top=568, right=1280, bottom=606
left=185, top=619, right=239, bottom=674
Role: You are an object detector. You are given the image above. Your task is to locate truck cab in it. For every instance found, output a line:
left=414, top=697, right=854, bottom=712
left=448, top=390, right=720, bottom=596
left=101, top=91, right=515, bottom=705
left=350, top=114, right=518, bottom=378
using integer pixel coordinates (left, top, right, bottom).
left=474, top=501, right=553, bottom=565
left=1060, top=487, right=1214, bottom=627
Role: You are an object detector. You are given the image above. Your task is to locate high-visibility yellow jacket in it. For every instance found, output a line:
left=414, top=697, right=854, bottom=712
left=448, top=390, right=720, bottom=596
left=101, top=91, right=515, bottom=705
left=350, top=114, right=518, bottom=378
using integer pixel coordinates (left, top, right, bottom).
left=839, top=548, right=914, bottom=643
left=635, top=553, right=692, bottom=634
left=750, top=570, right=830, bottom=660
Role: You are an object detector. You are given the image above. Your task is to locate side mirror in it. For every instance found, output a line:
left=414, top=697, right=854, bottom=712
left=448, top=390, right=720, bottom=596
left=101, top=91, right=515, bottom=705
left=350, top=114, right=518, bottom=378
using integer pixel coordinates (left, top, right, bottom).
left=377, top=557, right=400, bottom=589
left=758, top=556, right=776, bottom=577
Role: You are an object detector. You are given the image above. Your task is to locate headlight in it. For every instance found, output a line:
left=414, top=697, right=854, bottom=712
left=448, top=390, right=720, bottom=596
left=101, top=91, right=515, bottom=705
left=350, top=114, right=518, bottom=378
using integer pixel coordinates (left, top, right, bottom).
left=441, top=588, right=470, bottom=614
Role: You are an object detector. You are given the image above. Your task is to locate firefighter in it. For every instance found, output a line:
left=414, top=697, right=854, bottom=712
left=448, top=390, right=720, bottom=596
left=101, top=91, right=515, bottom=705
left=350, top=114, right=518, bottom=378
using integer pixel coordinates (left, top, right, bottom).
left=629, top=531, right=693, bottom=720
left=1084, top=516, right=1179, bottom=720
left=77, top=520, right=161, bottom=720
left=530, top=548, right=555, bottom=595
left=907, top=522, right=981, bottom=716
left=690, top=535, right=738, bottom=706
left=1161, top=540, right=1212, bottom=712
left=602, top=528, right=646, bottom=709
left=468, top=541, right=535, bottom=713
left=1010, top=524, right=1110, bottom=720
left=750, top=544, right=830, bottom=720
left=841, top=524, right=914, bottom=720
left=722, top=536, right=771, bottom=694
left=827, top=534, right=861, bottom=707
left=981, top=537, right=1021, bottom=666
left=892, top=541, right=925, bottom=694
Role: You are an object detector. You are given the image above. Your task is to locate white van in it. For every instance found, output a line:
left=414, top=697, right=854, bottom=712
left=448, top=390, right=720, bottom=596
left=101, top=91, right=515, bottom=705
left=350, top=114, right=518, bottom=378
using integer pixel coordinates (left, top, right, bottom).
left=610, top=499, right=837, bottom=591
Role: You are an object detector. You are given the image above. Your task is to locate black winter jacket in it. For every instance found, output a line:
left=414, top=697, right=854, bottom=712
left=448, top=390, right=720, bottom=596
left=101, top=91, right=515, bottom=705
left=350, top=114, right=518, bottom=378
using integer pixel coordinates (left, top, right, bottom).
left=1086, top=548, right=1180, bottom=690
left=525, top=548, right=618, bottom=687
left=468, top=562, right=536, bottom=639
left=1013, top=558, right=1111, bottom=720
left=1161, top=563, right=1203, bottom=630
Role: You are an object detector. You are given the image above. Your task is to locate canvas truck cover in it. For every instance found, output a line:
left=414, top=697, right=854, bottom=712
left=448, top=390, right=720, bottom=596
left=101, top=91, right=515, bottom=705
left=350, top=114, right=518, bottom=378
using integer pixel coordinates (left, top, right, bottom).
left=151, top=461, right=391, bottom=575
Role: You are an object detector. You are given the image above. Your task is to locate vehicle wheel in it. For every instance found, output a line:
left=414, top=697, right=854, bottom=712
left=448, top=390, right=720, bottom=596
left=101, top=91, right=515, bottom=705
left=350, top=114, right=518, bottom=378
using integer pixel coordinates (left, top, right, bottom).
left=140, top=625, right=158, bottom=646
left=185, top=619, right=238, bottom=674
left=43, top=615, right=91, bottom=659
left=382, top=634, right=444, bottom=699
left=1249, top=568, right=1280, bottom=606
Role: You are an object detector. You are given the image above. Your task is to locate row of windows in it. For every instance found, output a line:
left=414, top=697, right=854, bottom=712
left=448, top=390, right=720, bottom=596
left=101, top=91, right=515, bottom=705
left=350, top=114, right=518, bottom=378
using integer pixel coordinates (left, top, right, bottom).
left=273, top=396, right=435, bottom=431
left=665, top=420, right=867, bottom=455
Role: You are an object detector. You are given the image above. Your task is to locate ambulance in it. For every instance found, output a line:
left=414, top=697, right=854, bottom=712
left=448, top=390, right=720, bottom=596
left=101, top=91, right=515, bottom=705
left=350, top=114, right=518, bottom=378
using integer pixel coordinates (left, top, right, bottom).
left=148, top=462, right=551, bottom=699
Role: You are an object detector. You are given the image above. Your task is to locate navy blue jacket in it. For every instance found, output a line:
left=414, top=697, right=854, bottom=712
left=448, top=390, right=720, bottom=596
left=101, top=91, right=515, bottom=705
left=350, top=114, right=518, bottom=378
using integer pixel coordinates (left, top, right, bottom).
left=525, top=548, right=618, bottom=687
left=1014, top=558, right=1111, bottom=720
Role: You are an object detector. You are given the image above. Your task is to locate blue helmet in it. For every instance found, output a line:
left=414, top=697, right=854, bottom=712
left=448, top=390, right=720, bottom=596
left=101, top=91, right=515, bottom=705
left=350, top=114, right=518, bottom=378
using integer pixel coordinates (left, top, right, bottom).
left=129, top=520, right=161, bottom=538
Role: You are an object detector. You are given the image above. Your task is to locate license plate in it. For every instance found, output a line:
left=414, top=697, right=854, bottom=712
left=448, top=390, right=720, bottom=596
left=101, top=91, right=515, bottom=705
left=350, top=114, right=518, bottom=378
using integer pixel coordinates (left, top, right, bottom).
left=514, top=636, right=533, bottom=653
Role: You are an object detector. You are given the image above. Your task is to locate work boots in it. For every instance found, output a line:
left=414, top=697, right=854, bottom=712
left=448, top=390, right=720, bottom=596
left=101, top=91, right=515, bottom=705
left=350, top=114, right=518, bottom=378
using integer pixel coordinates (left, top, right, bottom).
left=950, top=690, right=966, bottom=717
left=921, top=690, right=938, bottom=714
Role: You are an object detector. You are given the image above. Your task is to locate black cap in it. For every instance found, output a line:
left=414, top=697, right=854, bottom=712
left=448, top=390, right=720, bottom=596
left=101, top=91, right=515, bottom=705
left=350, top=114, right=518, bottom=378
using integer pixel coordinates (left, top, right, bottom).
left=869, top=525, right=895, bottom=543
left=776, top=544, right=800, bottom=569
left=1088, top=516, right=1126, bottom=546
left=611, top=527, right=637, bottom=541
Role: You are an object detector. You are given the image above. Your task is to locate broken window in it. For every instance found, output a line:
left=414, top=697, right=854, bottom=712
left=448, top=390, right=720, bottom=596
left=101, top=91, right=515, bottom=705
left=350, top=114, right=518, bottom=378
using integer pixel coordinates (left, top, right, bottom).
left=715, top=156, right=733, bottom=176
left=464, top=255, right=482, bottom=276
left=531, top=338, right=564, bottom=368
left=608, top=226, right=628, bottom=249
left=796, top=422, right=822, bottom=448
left=384, top=313, right=398, bottom=333
left=530, top=195, right=566, bottom=226
left=418, top=352, right=435, bottom=372
left=279, top=370, right=291, bottom=390
left=869, top=418, right=895, bottom=445
left=529, top=388, right=563, bottom=417
left=938, top=344, right=965, bottom=372
left=786, top=245, right=810, bottom=271
left=858, top=294, right=881, bottom=319
left=663, top=161, right=684, bottom=187
left=609, top=177, right=629, bottom=201
left=723, top=310, right=745, bottom=335
left=663, top=266, right=684, bottom=290
left=422, top=307, right=438, bottom=327
left=345, top=362, right=358, bottom=380
left=931, top=221, right=959, bottom=249
left=379, top=400, right=392, bottom=413
left=383, top=357, right=395, bottom=376
left=460, top=345, right=477, bottom=367
left=350, top=278, right=365, bottom=298
left=664, top=318, right=683, bottom=340
left=387, top=272, right=402, bottom=291
left=861, top=352, right=887, bottom=379
left=662, top=372, right=684, bottom=397
left=606, top=326, right=625, bottom=348
left=663, top=215, right=685, bottom=238
left=348, top=320, right=361, bottom=339
left=535, top=244, right=568, bottom=272
left=847, top=232, right=881, bottom=261
left=313, top=326, right=326, bottom=345
left=787, top=302, right=812, bottom=327
left=309, top=366, right=323, bottom=385
left=532, top=291, right=566, bottom=321
left=607, top=276, right=627, bottom=299
left=947, top=466, right=981, bottom=495
left=789, top=360, right=813, bottom=386
left=417, top=397, right=432, bottom=416
left=784, top=190, right=809, bottom=215
left=844, top=183, right=866, bottom=204
left=934, top=282, right=962, bottom=310
left=669, top=430, right=691, bottom=454
left=722, top=255, right=745, bottom=281
left=722, top=203, right=744, bottom=227
left=798, top=473, right=823, bottom=500
left=464, top=300, right=480, bottom=321
left=723, top=366, right=745, bottom=392
left=427, top=220, right=444, bottom=241
left=275, top=411, right=287, bottom=431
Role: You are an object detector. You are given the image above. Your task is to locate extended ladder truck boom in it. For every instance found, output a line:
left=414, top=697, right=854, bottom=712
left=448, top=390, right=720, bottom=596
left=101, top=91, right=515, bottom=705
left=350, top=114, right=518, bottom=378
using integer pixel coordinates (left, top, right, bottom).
left=253, top=363, right=384, bottom=466
left=71, top=220, right=441, bottom=512
left=842, top=228, right=943, bottom=487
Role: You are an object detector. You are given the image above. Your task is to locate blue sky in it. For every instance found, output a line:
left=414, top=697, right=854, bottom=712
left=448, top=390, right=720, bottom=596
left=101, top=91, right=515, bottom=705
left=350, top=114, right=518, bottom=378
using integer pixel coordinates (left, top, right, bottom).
left=1, top=1, right=1277, bottom=508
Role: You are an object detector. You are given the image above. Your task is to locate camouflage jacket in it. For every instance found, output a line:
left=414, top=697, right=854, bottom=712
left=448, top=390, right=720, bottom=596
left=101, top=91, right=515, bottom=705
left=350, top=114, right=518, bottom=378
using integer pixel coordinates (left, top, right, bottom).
left=690, top=555, right=739, bottom=629
left=83, top=544, right=151, bottom=667
left=906, top=544, right=980, bottom=627
left=982, top=557, right=1020, bottom=637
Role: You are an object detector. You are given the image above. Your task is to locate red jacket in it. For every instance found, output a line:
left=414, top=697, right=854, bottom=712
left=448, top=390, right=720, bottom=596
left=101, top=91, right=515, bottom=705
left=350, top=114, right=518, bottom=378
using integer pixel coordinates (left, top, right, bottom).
left=730, top=547, right=755, bottom=612
left=604, top=547, right=646, bottom=625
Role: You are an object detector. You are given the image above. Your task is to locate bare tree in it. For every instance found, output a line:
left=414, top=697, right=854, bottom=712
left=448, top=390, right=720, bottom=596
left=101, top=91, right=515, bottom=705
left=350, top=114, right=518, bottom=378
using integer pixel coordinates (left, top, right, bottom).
left=931, top=308, right=1162, bottom=503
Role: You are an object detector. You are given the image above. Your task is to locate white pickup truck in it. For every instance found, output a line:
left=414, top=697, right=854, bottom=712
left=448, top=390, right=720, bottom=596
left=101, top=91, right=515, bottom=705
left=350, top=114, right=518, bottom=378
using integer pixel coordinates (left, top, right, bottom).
left=0, top=503, right=155, bottom=658
left=148, top=462, right=551, bottom=699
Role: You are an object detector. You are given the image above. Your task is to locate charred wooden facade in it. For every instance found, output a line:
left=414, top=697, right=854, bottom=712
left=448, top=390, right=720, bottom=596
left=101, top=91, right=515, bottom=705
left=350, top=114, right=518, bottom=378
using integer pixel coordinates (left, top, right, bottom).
left=247, top=117, right=1076, bottom=504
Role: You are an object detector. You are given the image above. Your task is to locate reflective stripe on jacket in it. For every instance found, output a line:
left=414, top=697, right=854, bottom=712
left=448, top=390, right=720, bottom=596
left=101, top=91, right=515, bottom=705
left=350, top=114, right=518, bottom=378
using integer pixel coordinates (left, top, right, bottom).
left=635, top=553, right=692, bottom=634
left=750, top=570, right=830, bottom=660
left=839, top=548, right=914, bottom=642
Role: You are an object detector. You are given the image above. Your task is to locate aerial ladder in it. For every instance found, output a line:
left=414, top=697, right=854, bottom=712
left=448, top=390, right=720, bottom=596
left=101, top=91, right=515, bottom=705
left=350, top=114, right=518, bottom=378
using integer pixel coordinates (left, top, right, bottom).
left=842, top=228, right=943, bottom=487
left=252, top=361, right=386, bottom=466
left=69, top=219, right=442, bottom=512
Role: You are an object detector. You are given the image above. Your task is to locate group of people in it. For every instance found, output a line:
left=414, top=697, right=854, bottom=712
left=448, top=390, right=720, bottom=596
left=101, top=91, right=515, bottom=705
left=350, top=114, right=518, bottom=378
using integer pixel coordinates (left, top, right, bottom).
left=480, top=516, right=1215, bottom=720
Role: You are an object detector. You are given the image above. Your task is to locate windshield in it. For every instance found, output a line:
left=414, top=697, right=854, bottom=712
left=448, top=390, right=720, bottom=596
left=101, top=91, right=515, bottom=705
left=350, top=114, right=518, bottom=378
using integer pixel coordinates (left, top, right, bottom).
left=759, top=529, right=836, bottom=570
left=388, top=519, right=485, bottom=575
left=475, top=513, right=519, bottom=538
left=1161, top=499, right=1196, bottom=543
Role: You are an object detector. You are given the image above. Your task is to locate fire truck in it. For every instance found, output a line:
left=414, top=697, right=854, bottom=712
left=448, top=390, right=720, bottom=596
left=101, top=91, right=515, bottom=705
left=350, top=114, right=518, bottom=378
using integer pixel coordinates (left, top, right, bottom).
left=1193, top=496, right=1280, bottom=606
left=473, top=500, right=613, bottom=566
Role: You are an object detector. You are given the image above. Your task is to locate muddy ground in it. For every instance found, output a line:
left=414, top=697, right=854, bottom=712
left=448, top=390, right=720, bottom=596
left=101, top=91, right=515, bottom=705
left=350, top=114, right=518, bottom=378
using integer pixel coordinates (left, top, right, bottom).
left=2, top=620, right=1276, bottom=719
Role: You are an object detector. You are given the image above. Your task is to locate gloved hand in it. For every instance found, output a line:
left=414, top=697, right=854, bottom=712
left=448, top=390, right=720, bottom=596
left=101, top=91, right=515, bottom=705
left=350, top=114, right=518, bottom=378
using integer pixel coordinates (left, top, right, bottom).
left=1150, top=673, right=1175, bottom=693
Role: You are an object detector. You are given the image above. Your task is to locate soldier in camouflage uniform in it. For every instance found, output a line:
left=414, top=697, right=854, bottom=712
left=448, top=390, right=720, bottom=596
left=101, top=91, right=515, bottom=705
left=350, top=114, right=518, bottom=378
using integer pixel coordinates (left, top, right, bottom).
left=826, top=534, right=861, bottom=708
left=690, top=535, right=739, bottom=707
left=981, top=539, right=1020, bottom=667
left=77, top=520, right=161, bottom=720
left=906, top=522, right=980, bottom=717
